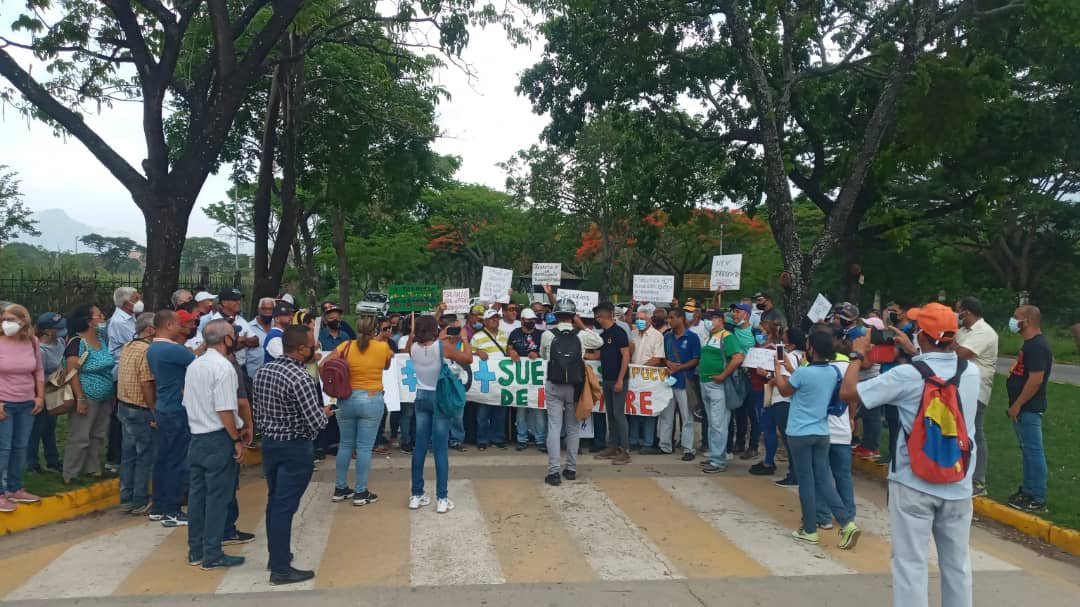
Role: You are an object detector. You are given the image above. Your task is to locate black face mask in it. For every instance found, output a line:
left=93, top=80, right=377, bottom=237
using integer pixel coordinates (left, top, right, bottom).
left=327, top=320, right=341, bottom=330
left=888, top=311, right=900, bottom=325
left=523, top=321, right=535, bottom=330
left=756, top=303, right=767, bottom=311
left=652, top=318, right=665, bottom=329
left=259, top=314, right=273, bottom=325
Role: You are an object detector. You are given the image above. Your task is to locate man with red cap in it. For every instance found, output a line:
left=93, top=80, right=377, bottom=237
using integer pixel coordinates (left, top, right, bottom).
left=840, top=302, right=980, bottom=607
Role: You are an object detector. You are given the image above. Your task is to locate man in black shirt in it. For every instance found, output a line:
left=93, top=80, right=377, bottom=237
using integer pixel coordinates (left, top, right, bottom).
left=752, top=292, right=787, bottom=328
left=1004, top=305, right=1053, bottom=513
left=593, top=302, right=631, bottom=465
left=509, top=309, right=548, bottom=451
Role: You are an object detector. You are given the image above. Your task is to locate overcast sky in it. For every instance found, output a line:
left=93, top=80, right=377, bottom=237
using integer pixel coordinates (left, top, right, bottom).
left=1, top=22, right=547, bottom=242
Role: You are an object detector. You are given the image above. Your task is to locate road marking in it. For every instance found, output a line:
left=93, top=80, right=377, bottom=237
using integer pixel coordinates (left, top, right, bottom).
left=473, top=478, right=597, bottom=583
left=316, top=480, right=412, bottom=588
left=411, top=479, right=505, bottom=586
left=544, top=480, right=682, bottom=581
left=662, top=477, right=854, bottom=576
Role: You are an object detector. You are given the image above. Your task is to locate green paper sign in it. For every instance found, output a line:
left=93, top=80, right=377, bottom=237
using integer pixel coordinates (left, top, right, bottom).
left=388, top=284, right=439, bottom=312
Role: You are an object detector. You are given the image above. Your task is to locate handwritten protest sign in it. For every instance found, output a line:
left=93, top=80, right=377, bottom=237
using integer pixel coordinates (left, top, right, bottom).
left=710, top=254, right=743, bottom=291
left=442, top=288, right=470, bottom=314
left=388, top=284, right=439, bottom=313
left=633, top=275, right=675, bottom=303
left=807, top=293, right=832, bottom=323
left=479, top=266, right=513, bottom=303
left=557, top=288, right=599, bottom=317
left=743, top=347, right=779, bottom=370
left=531, top=263, right=562, bottom=286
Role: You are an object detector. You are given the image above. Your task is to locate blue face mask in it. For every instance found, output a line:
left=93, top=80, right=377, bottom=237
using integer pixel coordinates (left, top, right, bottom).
left=686, top=312, right=694, bottom=322
left=473, top=322, right=483, bottom=330
left=703, top=319, right=713, bottom=332
left=635, top=319, right=648, bottom=331
left=545, top=313, right=557, bottom=324
left=1008, top=317, right=1021, bottom=334
left=754, top=332, right=767, bottom=345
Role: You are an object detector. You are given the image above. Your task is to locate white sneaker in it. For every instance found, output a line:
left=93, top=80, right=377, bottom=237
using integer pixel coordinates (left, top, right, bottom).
left=436, top=498, right=454, bottom=514
left=409, top=495, right=431, bottom=510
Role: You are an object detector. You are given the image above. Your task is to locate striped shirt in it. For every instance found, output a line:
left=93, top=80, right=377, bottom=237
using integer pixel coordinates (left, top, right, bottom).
left=251, top=356, right=328, bottom=441
left=470, top=329, right=508, bottom=355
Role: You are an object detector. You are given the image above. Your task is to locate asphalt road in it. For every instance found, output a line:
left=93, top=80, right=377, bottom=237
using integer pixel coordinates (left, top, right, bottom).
left=997, top=357, right=1080, bottom=386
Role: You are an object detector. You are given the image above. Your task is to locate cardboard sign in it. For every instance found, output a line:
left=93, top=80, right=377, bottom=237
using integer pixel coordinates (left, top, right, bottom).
left=556, top=288, right=599, bottom=317
left=743, top=347, right=780, bottom=370
left=531, top=262, right=562, bottom=286
left=807, top=293, right=832, bottom=323
left=710, top=254, right=743, bottom=291
left=633, top=275, right=675, bottom=303
left=479, top=266, right=513, bottom=303
left=388, top=284, right=439, bottom=313
left=442, top=288, right=470, bottom=315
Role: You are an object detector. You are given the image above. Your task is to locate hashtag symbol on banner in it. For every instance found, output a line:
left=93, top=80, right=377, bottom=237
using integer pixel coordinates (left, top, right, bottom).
left=401, top=359, right=418, bottom=393
left=475, top=360, right=497, bottom=393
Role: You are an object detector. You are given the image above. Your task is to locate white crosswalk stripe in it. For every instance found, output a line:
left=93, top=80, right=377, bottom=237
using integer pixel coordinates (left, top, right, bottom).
left=411, top=479, right=505, bottom=586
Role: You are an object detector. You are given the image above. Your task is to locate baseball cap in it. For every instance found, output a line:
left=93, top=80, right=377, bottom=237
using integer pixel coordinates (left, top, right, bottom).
left=218, top=288, right=242, bottom=302
left=272, top=303, right=295, bottom=318
left=520, top=308, right=537, bottom=320
left=194, top=291, right=215, bottom=303
left=706, top=308, right=725, bottom=318
left=321, top=301, right=343, bottom=315
left=470, top=304, right=487, bottom=315
left=36, top=312, right=66, bottom=330
left=176, top=310, right=199, bottom=325
left=730, top=303, right=753, bottom=314
left=682, top=298, right=699, bottom=313
left=752, top=291, right=770, bottom=301
left=831, top=302, right=860, bottom=322
left=482, top=309, right=501, bottom=320
left=907, top=302, right=958, bottom=343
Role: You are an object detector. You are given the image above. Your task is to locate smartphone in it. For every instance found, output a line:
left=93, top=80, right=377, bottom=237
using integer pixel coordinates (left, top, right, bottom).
left=870, top=328, right=896, bottom=346
left=329, top=403, right=339, bottom=412
left=776, top=344, right=785, bottom=359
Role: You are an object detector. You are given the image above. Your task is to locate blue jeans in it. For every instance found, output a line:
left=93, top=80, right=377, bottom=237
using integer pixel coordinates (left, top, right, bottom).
left=411, top=389, right=450, bottom=500
left=187, top=430, right=238, bottom=563
left=398, top=403, right=415, bottom=446
left=515, top=408, right=547, bottom=445
left=860, top=405, right=882, bottom=451
left=262, top=438, right=314, bottom=574
left=152, top=410, right=191, bottom=516
left=27, top=409, right=59, bottom=470
left=817, top=443, right=856, bottom=524
left=591, top=412, right=607, bottom=449
left=761, top=404, right=778, bottom=466
left=789, top=435, right=851, bottom=533
left=449, top=405, right=466, bottom=446
left=476, top=404, right=506, bottom=446
left=701, top=381, right=731, bottom=468
left=1013, top=411, right=1047, bottom=502
left=629, top=415, right=656, bottom=449
left=335, top=390, right=385, bottom=492
left=117, top=403, right=156, bottom=508
left=772, top=402, right=794, bottom=481
left=0, top=401, right=34, bottom=492
left=746, top=390, right=763, bottom=452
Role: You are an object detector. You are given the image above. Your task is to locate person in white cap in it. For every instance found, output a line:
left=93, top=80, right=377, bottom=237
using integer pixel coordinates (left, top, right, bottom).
left=508, top=308, right=547, bottom=451
left=471, top=309, right=510, bottom=450
left=194, top=292, right=215, bottom=318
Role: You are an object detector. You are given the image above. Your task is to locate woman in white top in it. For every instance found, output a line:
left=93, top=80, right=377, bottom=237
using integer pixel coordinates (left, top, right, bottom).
left=406, top=315, right=472, bottom=513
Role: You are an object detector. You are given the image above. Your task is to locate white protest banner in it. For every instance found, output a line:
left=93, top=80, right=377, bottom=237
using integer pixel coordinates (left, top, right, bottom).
left=319, top=351, right=401, bottom=412
left=531, top=262, right=562, bottom=286
left=710, top=254, right=743, bottom=291
left=578, top=415, right=594, bottom=439
left=742, top=347, right=779, bottom=370
left=442, top=288, right=470, bottom=315
left=392, top=354, right=670, bottom=416
left=632, top=274, right=675, bottom=303
left=479, top=266, right=513, bottom=303
left=556, top=288, right=599, bottom=317
left=807, top=293, right=832, bottom=323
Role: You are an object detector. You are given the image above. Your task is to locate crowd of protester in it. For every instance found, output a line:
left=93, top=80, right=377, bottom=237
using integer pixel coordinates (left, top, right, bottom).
left=0, top=281, right=1057, bottom=602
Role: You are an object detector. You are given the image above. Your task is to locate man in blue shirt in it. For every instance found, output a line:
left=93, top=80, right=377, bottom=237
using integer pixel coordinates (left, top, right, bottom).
left=318, top=302, right=356, bottom=351
left=146, top=309, right=197, bottom=528
left=841, top=302, right=980, bottom=607
left=107, top=287, right=144, bottom=469
left=659, top=309, right=700, bottom=461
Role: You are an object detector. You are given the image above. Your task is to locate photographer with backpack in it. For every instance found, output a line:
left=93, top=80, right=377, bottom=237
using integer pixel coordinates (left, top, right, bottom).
left=539, top=299, right=603, bottom=486
left=840, top=302, right=981, bottom=607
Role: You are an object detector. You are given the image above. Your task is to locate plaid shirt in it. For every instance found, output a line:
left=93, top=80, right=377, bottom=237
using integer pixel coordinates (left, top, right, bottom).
left=251, top=356, right=327, bottom=441
left=117, top=339, right=153, bottom=408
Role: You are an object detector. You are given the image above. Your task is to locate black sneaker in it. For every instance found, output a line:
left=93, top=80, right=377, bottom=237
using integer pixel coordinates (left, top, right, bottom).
left=702, top=463, right=727, bottom=474
left=544, top=473, right=562, bottom=486
left=313, top=449, right=326, bottom=461
left=538, top=444, right=548, bottom=453
left=1007, top=486, right=1028, bottom=505
left=270, top=566, right=315, bottom=586
left=400, top=443, right=413, bottom=454
left=562, top=469, right=577, bottom=481
left=1020, top=498, right=1048, bottom=514
left=516, top=443, right=529, bottom=451
left=495, top=443, right=508, bottom=450
left=450, top=443, right=467, bottom=452
left=681, top=452, right=696, bottom=462
left=161, top=512, right=188, bottom=527
left=478, top=445, right=488, bottom=451
left=749, top=462, right=777, bottom=476
left=1007, top=490, right=1031, bottom=510
left=352, top=490, right=378, bottom=506
left=640, top=447, right=662, bottom=455
left=332, top=487, right=354, bottom=502
left=201, top=554, right=245, bottom=570
left=775, top=477, right=799, bottom=488
left=222, top=531, right=256, bottom=545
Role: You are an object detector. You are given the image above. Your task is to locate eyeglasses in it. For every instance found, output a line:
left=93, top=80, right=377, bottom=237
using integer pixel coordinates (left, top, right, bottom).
left=380, top=326, right=391, bottom=332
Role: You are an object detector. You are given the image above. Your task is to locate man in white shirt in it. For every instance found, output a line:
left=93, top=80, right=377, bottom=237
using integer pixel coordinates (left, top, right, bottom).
left=182, top=320, right=247, bottom=571
left=629, top=308, right=665, bottom=453
left=954, top=296, right=999, bottom=497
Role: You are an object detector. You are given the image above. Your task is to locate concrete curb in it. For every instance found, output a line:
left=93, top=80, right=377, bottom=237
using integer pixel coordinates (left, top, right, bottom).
left=1, top=448, right=264, bottom=536
left=851, top=455, right=1080, bottom=556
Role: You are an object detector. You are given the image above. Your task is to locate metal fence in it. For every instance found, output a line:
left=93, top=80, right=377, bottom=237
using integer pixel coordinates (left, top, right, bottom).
left=0, top=270, right=252, bottom=317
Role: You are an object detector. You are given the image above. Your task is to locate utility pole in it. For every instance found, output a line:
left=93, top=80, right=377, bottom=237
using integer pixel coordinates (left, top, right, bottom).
left=232, top=188, right=240, bottom=272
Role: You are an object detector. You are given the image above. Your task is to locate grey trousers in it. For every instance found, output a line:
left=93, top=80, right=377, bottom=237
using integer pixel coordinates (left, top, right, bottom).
left=602, top=380, right=630, bottom=449
left=545, top=382, right=579, bottom=475
left=888, top=480, right=973, bottom=607
left=63, top=398, right=112, bottom=479
left=973, top=401, right=987, bottom=484
left=658, top=388, right=695, bottom=454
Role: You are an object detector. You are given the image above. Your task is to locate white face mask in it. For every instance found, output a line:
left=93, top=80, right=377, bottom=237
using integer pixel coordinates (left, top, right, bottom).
left=2, top=321, right=21, bottom=336
left=132, top=300, right=145, bottom=314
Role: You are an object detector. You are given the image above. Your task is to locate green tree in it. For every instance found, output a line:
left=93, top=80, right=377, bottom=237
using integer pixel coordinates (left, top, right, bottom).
left=180, top=236, right=241, bottom=273
left=78, top=233, right=142, bottom=273
left=0, top=166, right=38, bottom=246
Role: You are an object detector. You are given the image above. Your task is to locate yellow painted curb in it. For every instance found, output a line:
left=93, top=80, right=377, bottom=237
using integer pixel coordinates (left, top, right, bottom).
left=2, top=448, right=264, bottom=536
left=851, top=454, right=1080, bottom=557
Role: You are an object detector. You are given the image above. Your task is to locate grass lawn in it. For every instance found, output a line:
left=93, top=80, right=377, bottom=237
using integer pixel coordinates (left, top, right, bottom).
left=22, top=413, right=114, bottom=499
left=998, top=324, right=1079, bottom=364
left=877, top=375, right=1079, bottom=530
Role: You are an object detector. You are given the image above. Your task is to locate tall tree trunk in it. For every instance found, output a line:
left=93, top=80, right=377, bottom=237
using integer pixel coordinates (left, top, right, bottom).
left=252, top=65, right=283, bottom=311
left=140, top=194, right=194, bottom=309
left=332, top=206, right=350, bottom=311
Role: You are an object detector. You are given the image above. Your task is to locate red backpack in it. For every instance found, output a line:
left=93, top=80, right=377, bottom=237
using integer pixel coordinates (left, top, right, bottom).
left=899, top=360, right=971, bottom=484
left=320, top=341, right=353, bottom=400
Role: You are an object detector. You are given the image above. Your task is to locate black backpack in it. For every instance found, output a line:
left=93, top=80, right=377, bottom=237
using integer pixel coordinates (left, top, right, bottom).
left=548, top=328, right=585, bottom=385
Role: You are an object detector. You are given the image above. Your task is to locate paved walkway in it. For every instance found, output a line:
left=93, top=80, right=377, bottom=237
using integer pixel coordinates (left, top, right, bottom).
left=2, top=452, right=1078, bottom=606
left=997, top=357, right=1080, bottom=386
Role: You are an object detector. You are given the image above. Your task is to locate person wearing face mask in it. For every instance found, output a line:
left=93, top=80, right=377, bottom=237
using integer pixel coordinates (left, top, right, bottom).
left=115, top=312, right=158, bottom=515
left=726, top=303, right=755, bottom=455
left=952, top=297, right=998, bottom=498
left=170, top=289, right=193, bottom=311
left=263, top=303, right=297, bottom=362
left=318, top=302, right=357, bottom=351
left=629, top=308, right=665, bottom=453
left=465, top=304, right=486, bottom=342
left=106, top=287, right=144, bottom=471
left=200, top=289, right=260, bottom=364
left=683, top=299, right=709, bottom=344
left=0, top=304, right=46, bottom=511
left=508, top=308, right=548, bottom=451
left=26, top=313, right=66, bottom=474
left=61, top=304, right=116, bottom=486
left=878, top=298, right=918, bottom=466
left=245, top=297, right=278, bottom=381
left=660, top=309, right=701, bottom=462
left=1004, top=305, right=1052, bottom=513
left=471, top=310, right=511, bottom=451
left=752, top=292, right=787, bottom=328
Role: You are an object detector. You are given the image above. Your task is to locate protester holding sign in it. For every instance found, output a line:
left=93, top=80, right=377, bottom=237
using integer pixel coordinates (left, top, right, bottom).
left=471, top=310, right=510, bottom=450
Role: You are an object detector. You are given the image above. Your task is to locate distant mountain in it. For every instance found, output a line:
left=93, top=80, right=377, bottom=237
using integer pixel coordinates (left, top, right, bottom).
left=15, top=209, right=144, bottom=252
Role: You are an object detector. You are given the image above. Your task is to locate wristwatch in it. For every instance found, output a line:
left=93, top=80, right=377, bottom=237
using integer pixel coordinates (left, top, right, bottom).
left=849, top=352, right=865, bottom=361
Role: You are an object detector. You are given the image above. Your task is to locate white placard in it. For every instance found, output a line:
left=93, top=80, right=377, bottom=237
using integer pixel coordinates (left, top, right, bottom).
left=531, top=262, right=562, bottom=286
left=557, top=288, right=599, bottom=317
left=806, top=293, right=832, bottom=323
left=442, top=288, right=470, bottom=315
left=743, top=347, right=779, bottom=370
left=710, top=254, right=743, bottom=291
left=479, top=266, right=513, bottom=304
left=578, top=415, right=594, bottom=439
left=632, top=275, right=675, bottom=303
